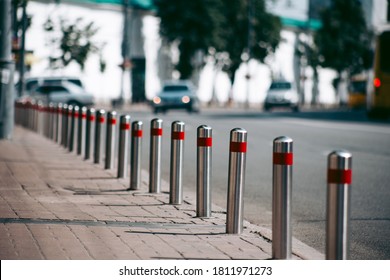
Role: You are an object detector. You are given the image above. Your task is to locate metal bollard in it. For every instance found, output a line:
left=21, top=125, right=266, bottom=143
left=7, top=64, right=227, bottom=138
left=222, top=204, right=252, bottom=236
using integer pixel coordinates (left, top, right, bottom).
left=61, top=104, right=69, bottom=147
left=64, top=105, right=73, bottom=148
left=129, top=121, right=143, bottom=190
left=55, top=103, right=63, bottom=143
left=105, top=111, right=117, bottom=169
left=149, top=118, right=163, bottom=193
left=85, top=108, right=96, bottom=160
left=77, top=107, right=87, bottom=156
left=94, top=109, right=105, bottom=164
left=196, top=125, right=212, bottom=218
left=272, top=136, right=293, bottom=259
left=226, top=128, right=247, bottom=234
left=69, top=106, right=79, bottom=152
left=169, top=121, right=185, bottom=205
left=117, top=115, right=131, bottom=178
left=326, top=150, right=352, bottom=260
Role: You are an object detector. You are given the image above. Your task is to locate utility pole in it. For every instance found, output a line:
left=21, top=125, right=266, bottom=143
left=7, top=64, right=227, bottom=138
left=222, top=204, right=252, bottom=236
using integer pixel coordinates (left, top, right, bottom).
left=0, top=0, right=15, bottom=139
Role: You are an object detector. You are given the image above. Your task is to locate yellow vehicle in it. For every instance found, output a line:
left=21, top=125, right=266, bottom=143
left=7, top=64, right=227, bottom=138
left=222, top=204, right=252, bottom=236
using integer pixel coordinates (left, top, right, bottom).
left=348, top=75, right=366, bottom=109
left=368, top=28, right=390, bottom=117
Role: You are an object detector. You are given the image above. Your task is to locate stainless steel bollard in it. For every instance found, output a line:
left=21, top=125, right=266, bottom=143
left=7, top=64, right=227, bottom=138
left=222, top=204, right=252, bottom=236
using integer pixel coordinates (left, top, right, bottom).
left=77, top=107, right=87, bottom=156
left=196, top=125, right=212, bottom=218
left=61, top=104, right=69, bottom=147
left=129, top=121, right=143, bottom=190
left=272, top=136, right=293, bottom=259
left=55, top=103, right=63, bottom=143
left=326, top=150, right=352, bottom=260
left=94, top=109, right=105, bottom=164
left=85, top=108, right=96, bottom=160
left=226, top=128, right=247, bottom=234
left=169, top=121, right=185, bottom=205
left=69, top=106, right=79, bottom=152
left=117, top=115, right=131, bottom=178
left=64, top=105, right=73, bottom=148
left=105, top=111, right=117, bottom=169
left=149, top=118, right=163, bottom=193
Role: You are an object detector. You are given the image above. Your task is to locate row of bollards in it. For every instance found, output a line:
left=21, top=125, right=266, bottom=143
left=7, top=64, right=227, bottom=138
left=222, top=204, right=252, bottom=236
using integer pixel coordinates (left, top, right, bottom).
left=14, top=101, right=352, bottom=260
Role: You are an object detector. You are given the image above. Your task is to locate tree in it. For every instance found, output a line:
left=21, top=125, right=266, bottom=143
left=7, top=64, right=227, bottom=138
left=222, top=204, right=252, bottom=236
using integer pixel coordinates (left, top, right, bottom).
left=154, top=0, right=225, bottom=79
left=43, top=16, right=106, bottom=72
left=315, top=0, right=372, bottom=103
left=218, top=0, right=281, bottom=87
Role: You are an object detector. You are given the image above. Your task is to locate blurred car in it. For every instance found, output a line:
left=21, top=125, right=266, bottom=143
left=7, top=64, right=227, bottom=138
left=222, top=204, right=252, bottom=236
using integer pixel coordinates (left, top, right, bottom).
left=16, top=76, right=84, bottom=95
left=264, top=80, right=299, bottom=112
left=26, top=81, right=94, bottom=107
left=152, top=80, right=199, bottom=113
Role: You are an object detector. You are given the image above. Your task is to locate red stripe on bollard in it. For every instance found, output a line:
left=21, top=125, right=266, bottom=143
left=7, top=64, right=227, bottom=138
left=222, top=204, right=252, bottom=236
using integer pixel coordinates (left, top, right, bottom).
left=151, top=128, right=163, bottom=136
left=273, top=152, right=293, bottom=165
left=172, top=131, right=185, bottom=140
left=327, top=169, right=352, bottom=184
left=197, top=137, right=212, bottom=147
left=132, top=130, right=143, bottom=137
left=121, top=123, right=130, bottom=130
left=74, top=112, right=79, bottom=118
left=81, top=113, right=87, bottom=119
left=230, top=141, right=247, bottom=153
left=89, top=115, right=95, bottom=121
left=110, top=118, right=117, bottom=125
left=99, top=116, right=105, bottom=123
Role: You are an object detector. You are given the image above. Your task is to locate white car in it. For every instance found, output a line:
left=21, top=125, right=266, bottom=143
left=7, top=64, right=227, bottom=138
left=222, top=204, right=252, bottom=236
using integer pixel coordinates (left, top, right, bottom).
left=264, top=81, right=299, bottom=112
left=29, top=81, right=94, bottom=107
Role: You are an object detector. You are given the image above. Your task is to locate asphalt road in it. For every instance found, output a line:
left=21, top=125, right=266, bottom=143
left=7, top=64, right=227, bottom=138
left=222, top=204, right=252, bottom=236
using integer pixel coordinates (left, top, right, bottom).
left=120, top=106, right=390, bottom=260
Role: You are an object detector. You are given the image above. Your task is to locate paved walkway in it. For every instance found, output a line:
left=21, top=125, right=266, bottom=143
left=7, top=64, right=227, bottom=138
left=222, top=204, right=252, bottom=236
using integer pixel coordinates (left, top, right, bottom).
left=0, top=126, right=324, bottom=260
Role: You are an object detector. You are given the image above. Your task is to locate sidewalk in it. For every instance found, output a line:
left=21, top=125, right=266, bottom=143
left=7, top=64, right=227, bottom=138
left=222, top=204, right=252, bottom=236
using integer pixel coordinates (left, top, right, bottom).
left=0, top=126, right=324, bottom=260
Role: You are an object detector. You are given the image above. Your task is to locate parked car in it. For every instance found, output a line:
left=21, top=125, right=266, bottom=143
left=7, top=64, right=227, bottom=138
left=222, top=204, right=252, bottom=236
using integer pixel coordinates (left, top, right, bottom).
left=151, top=80, right=199, bottom=113
left=264, top=80, right=299, bottom=112
left=16, top=76, right=84, bottom=95
left=27, top=81, right=94, bottom=107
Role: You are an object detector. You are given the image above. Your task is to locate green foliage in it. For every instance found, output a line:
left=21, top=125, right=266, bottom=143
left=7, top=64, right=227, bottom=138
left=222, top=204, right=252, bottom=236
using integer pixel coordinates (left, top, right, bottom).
left=314, top=0, right=373, bottom=75
left=219, top=0, right=282, bottom=82
left=155, top=0, right=281, bottom=81
left=155, top=0, right=225, bottom=79
left=44, top=17, right=105, bottom=72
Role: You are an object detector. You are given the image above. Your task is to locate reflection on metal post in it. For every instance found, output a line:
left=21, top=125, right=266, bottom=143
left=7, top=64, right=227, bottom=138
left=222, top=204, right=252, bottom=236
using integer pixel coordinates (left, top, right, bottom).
left=226, top=128, right=247, bottom=234
left=105, top=111, right=117, bottom=169
left=196, top=125, right=212, bottom=218
left=169, top=121, right=185, bottom=205
left=117, top=115, right=131, bottom=178
left=272, top=136, right=293, bottom=260
left=129, top=121, right=143, bottom=190
left=55, top=103, right=62, bottom=143
left=326, top=150, right=352, bottom=260
left=94, top=109, right=105, bottom=164
left=149, top=118, right=163, bottom=193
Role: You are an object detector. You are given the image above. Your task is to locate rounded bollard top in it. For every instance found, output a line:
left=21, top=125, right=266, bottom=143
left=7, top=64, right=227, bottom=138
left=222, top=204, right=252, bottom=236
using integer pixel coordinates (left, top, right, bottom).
left=151, top=118, right=163, bottom=128
left=172, top=121, right=185, bottom=132
left=107, top=111, right=117, bottom=117
left=197, top=125, right=212, bottom=138
left=132, top=120, right=143, bottom=129
left=273, top=136, right=293, bottom=153
left=230, top=128, right=247, bottom=143
left=328, top=150, right=352, bottom=170
left=87, top=107, right=96, bottom=113
left=120, top=114, right=131, bottom=122
left=97, top=109, right=105, bottom=114
left=72, top=105, right=80, bottom=111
